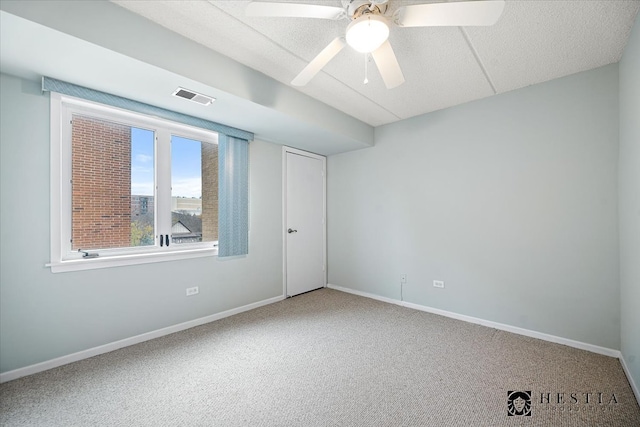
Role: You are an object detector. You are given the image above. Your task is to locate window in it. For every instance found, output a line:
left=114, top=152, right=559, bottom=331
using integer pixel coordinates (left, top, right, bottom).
left=170, top=135, right=218, bottom=246
left=50, top=93, right=219, bottom=272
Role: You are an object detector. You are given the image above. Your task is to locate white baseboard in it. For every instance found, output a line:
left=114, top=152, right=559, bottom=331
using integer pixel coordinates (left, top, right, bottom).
left=620, top=353, right=640, bottom=405
left=0, top=295, right=285, bottom=384
left=4, top=286, right=638, bottom=407
left=326, top=284, right=621, bottom=359
left=327, top=283, right=640, bottom=405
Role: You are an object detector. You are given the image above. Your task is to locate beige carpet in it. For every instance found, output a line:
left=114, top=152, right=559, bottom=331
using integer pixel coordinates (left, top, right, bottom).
left=1, top=288, right=639, bottom=426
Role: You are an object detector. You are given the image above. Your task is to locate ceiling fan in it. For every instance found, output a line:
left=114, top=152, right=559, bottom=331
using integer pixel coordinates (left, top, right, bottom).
left=246, top=0, right=505, bottom=89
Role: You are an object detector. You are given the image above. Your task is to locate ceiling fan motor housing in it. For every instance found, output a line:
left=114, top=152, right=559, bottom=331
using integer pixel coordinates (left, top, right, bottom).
left=345, top=0, right=389, bottom=19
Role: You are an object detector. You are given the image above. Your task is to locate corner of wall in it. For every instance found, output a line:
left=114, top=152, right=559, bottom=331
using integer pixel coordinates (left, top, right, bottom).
left=618, top=10, right=640, bottom=404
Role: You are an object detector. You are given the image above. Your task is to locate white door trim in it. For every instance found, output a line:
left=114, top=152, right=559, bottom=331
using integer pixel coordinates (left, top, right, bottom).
left=282, top=146, right=327, bottom=297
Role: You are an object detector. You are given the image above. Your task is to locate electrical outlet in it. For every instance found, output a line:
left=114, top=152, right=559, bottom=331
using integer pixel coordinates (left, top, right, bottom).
left=433, top=280, right=445, bottom=289
left=400, top=274, right=407, bottom=284
left=186, top=286, right=199, bottom=296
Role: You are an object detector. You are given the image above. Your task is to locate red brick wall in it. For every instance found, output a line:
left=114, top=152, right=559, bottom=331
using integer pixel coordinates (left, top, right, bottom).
left=71, top=115, right=131, bottom=250
left=201, top=142, right=218, bottom=241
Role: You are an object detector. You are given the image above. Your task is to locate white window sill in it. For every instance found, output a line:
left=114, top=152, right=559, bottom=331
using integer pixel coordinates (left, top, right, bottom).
left=47, top=247, right=218, bottom=273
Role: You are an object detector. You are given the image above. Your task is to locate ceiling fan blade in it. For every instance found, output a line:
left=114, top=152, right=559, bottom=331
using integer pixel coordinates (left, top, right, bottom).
left=292, top=37, right=346, bottom=86
left=246, top=2, right=345, bottom=20
left=395, top=0, right=505, bottom=27
left=371, top=40, right=405, bottom=89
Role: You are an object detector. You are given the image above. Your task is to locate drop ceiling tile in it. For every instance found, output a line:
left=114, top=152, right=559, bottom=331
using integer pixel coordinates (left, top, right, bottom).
left=466, top=0, right=640, bottom=94
left=351, top=26, right=496, bottom=121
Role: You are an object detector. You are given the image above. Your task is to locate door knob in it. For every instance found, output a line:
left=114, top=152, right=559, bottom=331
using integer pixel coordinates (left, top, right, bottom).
left=288, top=228, right=298, bottom=234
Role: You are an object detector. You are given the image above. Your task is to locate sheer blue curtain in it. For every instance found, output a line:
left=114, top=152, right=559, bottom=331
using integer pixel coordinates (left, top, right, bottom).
left=218, top=135, right=249, bottom=257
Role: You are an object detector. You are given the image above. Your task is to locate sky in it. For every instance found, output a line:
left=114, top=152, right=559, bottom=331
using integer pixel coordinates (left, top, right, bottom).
left=131, top=128, right=203, bottom=198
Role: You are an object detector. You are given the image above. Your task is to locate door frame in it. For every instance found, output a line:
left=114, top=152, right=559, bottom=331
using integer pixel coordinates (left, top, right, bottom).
left=282, top=146, right=327, bottom=297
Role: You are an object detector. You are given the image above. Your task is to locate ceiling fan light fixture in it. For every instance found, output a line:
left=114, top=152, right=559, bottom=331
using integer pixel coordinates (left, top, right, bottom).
left=345, top=14, right=389, bottom=53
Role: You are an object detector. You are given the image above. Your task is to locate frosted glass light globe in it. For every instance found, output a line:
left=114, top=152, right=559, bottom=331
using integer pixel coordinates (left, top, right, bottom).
left=346, top=15, right=389, bottom=53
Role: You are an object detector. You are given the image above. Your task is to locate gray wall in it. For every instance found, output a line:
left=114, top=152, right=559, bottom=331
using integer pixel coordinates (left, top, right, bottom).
left=619, top=14, right=640, bottom=389
left=328, top=64, right=621, bottom=350
left=0, top=73, right=284, bottom=373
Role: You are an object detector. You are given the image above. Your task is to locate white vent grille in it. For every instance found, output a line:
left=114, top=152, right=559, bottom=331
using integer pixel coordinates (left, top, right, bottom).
left=172, top=87, right=215, bottom=106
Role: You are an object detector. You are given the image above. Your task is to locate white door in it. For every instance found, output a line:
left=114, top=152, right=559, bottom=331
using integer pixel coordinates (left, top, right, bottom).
left=284, top=148, right=326, bottom=297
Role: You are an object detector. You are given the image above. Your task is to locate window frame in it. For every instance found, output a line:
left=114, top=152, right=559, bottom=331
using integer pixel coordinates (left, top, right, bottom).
left=49, top=93, right=219, bottom=273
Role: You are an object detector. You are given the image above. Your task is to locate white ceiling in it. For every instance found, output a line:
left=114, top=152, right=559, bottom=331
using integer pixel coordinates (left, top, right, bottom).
left=113, top=0, right=640, bottom=127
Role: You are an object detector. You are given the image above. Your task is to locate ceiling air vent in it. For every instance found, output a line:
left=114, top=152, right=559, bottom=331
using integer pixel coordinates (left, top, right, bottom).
left=172, top=87, right=215, bottom=106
